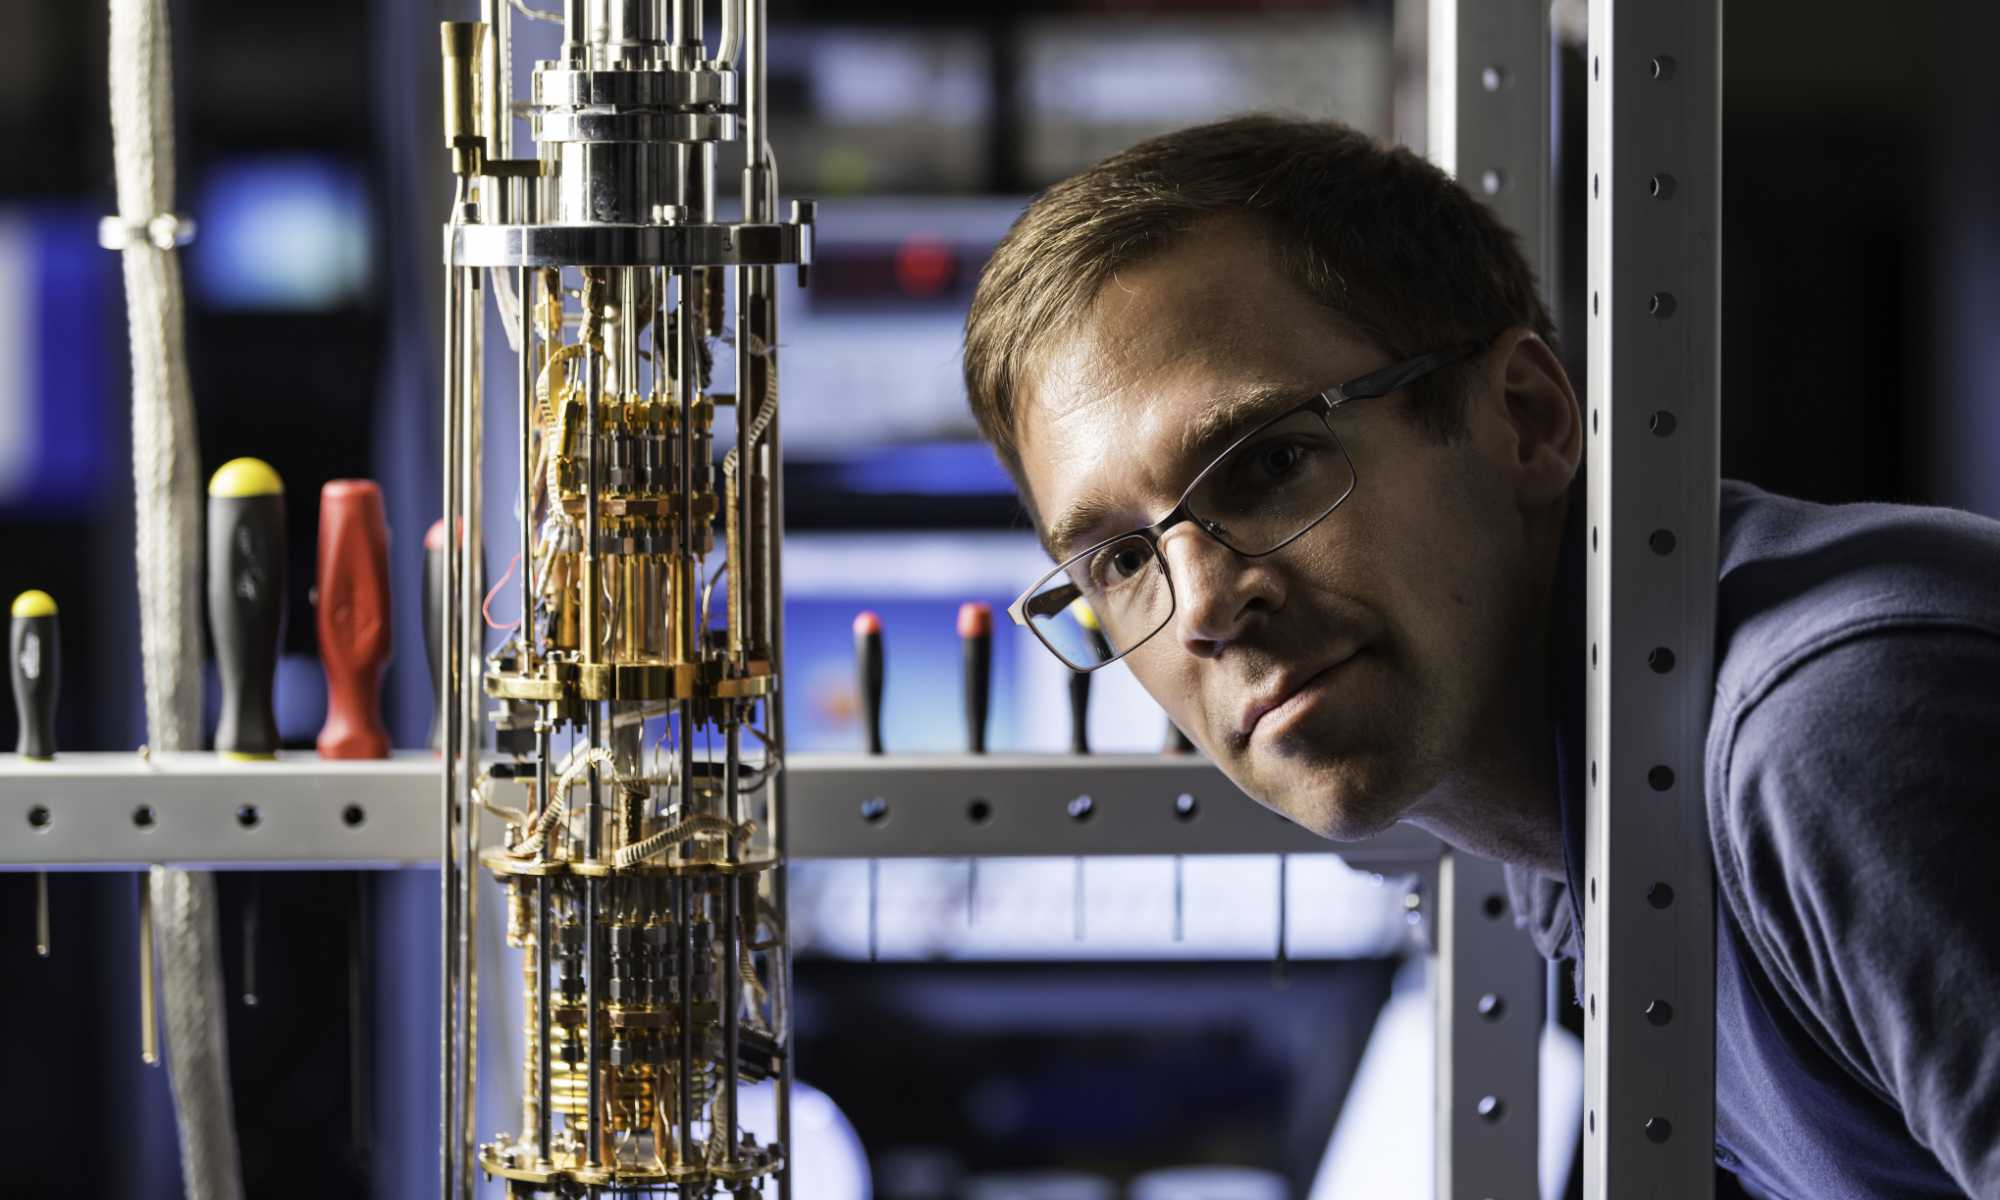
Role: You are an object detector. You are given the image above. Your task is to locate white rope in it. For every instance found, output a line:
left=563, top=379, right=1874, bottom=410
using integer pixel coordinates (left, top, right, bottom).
left=109, top=0, right=242, bottom=1196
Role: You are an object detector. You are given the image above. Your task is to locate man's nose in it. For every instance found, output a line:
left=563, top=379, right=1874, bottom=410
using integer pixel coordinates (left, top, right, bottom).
left=1160, top=524, right=1281, bottom=657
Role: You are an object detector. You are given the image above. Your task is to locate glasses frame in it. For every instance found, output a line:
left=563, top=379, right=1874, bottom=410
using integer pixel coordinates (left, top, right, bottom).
left=1008, top=341, right=1487, bottom=672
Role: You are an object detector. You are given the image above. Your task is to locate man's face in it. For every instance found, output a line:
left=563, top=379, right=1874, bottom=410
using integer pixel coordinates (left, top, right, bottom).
left=1016, top=221, right=1546, bottom=840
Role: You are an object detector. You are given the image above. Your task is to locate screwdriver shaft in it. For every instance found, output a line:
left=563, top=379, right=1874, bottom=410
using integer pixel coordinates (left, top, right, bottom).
left=34, top=872, right=49, bottom=957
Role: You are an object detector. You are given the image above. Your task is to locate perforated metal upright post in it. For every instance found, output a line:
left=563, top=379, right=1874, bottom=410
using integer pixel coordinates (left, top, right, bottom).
left=1425, top=4, right=1550, bottom=1195
left=1583, top=2, right=1720, bottom=1196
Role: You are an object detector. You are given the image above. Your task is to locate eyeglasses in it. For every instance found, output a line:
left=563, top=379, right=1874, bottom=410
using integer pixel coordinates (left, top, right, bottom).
left=1008, top=342, right=1485, bottom=672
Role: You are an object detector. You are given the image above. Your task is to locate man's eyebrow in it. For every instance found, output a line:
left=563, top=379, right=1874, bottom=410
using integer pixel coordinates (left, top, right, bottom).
left=1179, top=383, right=1317, bottom=459
left=1041, top=490, right=1123, bottom=562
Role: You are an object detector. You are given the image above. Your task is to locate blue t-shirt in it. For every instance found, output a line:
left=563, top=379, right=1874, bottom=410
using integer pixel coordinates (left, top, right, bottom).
left=1509, top=481, right=2000, bottom=1198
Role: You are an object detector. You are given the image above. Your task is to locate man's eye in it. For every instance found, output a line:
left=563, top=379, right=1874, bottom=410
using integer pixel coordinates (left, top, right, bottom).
left=1090, top=541, right=1155, bottom=588
left=1252, top=440, right=1305, bottom=479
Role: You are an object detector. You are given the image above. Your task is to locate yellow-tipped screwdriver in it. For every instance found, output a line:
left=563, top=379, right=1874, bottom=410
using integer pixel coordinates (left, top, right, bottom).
left=12, top=589, right=58, bottom=956
left=207, top=458, right=287, bottom=758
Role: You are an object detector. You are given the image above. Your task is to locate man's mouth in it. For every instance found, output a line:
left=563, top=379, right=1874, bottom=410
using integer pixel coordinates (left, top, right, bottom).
left=1233, top=652, right=1362, bottom=746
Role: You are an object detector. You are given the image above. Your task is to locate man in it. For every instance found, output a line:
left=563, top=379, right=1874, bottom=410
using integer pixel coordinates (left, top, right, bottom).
left=963, top=115, right=2000, bottom=1198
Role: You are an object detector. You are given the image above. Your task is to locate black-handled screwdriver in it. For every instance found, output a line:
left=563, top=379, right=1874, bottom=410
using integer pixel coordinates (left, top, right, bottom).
left=958, top=603, right=992, bottom=925
left=208, top=458, right=286, bottom=759
left=12, top=589, right=58, bottom=956
left=854, top=610, right=884, bottom=756
left=854, top=611, right=884, bottom=960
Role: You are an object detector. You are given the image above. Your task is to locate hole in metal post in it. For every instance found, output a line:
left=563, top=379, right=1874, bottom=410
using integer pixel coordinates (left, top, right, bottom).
left=1651, top=55, right=1677, bottom=80
left=133, top=805, right=156, bottom=829
left=1482, top=893, right=1506, bottom=920
left=1592, top=55, right=1600, bottom=80
left=1589, top=1109, right=1596, bottom=1134
left=1067, top=795, right=1095, bottom=822
left=1649, top=647, right=1677, bottom=673
left=1590, top=876, right=1598, bottom=903
left=860, top=797, right=888, bottom=824
left=1649, top=292, right=1678, bottom=318
left=1592, top=173, right=1599, bottom=198
left=1592, top=291, right=1599, bottom=317
left=1480, top=65, right=1506, bottom=91
left=1650, top=410, right=1678, bottom=436
left=1646, top=999, right=1675, bottom=1026
left=1590, top=760, right=1598, bottom=787
left=1479, top=169, right=1504, bottom=196
left=27, top=805, right=50, bottom=830
left=1477, top=993, right=1506, bottom=1020
left=1173, top=793, right=1199, bottom=821
left=1646, top=1117, right=1674, bottom=1143
left=1650, top=528, right=1677, bottom=555
left=1591, top=642, right=1599, bottom=668
left=1477, top=1095, right=1505, bottom=1122
left=342, top=804, right=367, bottom=828
left=237, top=805, right=261, bottom=830
left=1650, top=173, right=1677, bottom=198
left=1590, top=993, right=1597, bottom=1018
left=1592, top=525, right=1598, bottom=552
left=1648, top=765, right=1675, bottom=791
left=967, top=798, right=992, bottom=824
left=1648, top=882, right=1675, bottom=909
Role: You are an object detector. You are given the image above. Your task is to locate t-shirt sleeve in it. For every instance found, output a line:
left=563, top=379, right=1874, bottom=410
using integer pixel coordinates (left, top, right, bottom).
left=1717, top=624, right=2000, bottom=1195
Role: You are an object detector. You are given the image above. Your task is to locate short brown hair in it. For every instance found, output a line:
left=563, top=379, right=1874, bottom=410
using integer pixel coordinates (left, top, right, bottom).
left=964, top=114, right=1555, bottom=487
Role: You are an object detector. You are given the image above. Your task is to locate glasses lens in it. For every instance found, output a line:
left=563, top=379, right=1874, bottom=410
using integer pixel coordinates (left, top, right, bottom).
left=1022, top=533, right=1174, bottom=669
left=1185, top=409, right=1355, bottom=555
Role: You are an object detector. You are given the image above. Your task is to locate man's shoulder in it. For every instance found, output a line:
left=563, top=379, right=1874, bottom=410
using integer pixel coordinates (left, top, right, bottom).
left=1712, top=480, right=2000, bottom=714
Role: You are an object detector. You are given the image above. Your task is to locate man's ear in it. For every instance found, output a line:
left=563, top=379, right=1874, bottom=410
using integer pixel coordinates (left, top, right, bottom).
left=1485, top=328, right=1581, bottom=510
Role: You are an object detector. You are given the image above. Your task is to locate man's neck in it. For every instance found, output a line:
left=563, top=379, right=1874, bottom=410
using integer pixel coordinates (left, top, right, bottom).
left=1403, top=493, right=1575, bottom=879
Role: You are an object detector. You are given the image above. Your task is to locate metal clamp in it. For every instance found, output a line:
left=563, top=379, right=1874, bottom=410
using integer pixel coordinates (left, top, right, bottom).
left=98, top=213, right=197, bottom=251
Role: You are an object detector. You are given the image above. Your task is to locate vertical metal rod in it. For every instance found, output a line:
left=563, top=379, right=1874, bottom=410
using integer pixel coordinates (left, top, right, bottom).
left=536, top=874, right=552, bottom=1164
left=583, top=272, right=606, bottom=1174
left=242, top=874, right=259, bottom=1006
left=33, top=871, right=49, bottom=957
left=677, top=875, right=694, bottom=1163
left=439, top=259, right=465, bottom=1200
left=675, top=259, right=701, bottom=1169
left=519, top=262, right=535, bottom=663
left=584, top=340, right=601, bottom=674
left=721, top=723, right=742, bottom=1165
left=457, top=265, right=485, bottom=1200
left=137, top=873, right=157, bottom=1066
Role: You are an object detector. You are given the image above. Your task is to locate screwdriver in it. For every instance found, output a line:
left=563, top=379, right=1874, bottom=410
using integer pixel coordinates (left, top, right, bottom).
left=316, top=480, right=392, bottom=759
left=853, top=611, right=883, bottom=959
left=958, top=602, right=991, bottom=925
left=854, top=610, right=884, bottom=756
left=208, top=458, right=286, bottom=759
left=12, top=589, right=58, bottom=956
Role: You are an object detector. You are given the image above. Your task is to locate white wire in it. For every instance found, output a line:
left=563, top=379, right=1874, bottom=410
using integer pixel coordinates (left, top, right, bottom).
left=109, top=0, right=243, bottom=1195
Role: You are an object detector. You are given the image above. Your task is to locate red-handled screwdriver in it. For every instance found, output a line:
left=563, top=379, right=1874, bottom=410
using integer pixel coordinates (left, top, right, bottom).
left=316, top=480, right=392, bottom=759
